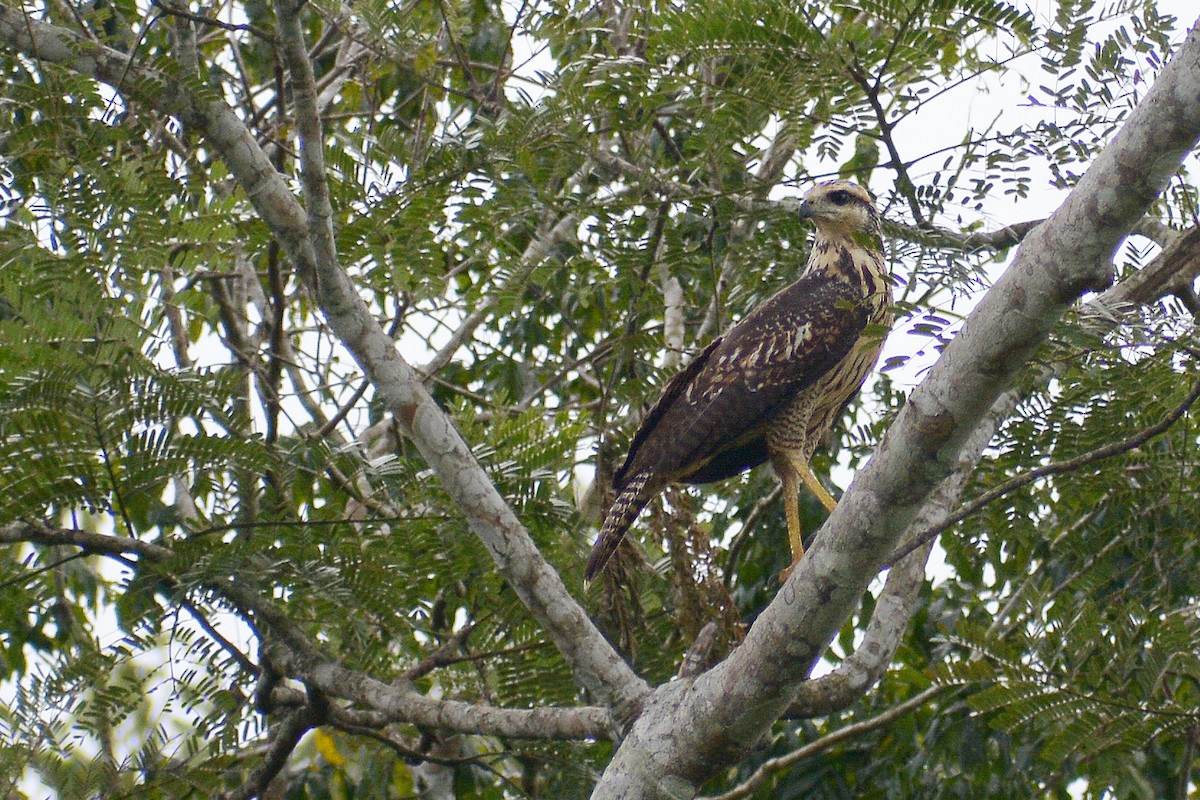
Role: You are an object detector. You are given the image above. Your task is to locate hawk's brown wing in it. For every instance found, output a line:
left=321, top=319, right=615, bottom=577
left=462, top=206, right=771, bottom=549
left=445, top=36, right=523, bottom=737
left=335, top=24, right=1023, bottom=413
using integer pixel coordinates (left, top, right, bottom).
left=613, top=273, right=869, bottom=491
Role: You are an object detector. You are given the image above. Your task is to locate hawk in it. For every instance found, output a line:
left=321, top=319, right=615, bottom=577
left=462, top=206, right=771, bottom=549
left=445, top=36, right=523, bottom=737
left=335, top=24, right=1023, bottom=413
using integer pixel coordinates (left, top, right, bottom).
left=585, top=181, right=892, bottom=582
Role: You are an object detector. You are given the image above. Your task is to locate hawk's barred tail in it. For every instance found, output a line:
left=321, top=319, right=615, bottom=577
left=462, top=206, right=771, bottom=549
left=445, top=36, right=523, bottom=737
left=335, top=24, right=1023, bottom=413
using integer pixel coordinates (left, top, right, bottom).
left=584, top=471, right=651, bottom=583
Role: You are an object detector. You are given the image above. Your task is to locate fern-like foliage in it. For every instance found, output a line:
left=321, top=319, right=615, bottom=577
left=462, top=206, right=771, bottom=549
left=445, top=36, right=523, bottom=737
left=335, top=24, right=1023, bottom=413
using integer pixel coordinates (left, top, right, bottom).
left=0, top=0, right=1193, bottom=796
left=935, top=606, right=1200, bottom=786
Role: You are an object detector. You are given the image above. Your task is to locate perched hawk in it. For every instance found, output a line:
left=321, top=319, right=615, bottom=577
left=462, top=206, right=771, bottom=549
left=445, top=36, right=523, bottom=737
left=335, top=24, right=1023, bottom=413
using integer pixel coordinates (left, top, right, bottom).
left=585, top=181, right=892, bottom=582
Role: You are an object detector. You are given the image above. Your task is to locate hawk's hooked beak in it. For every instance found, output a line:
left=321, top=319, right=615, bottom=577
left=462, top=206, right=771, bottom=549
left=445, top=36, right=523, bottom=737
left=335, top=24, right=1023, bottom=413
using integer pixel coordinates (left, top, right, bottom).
left=780, top=197, right=815, bottom=220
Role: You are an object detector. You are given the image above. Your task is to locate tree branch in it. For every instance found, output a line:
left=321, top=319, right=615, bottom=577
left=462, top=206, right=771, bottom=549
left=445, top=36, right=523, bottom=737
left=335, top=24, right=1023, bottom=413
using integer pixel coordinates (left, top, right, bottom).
left=151, top=0, right=277, bottom=44
left=223, top=703, right=321, bottom=800
left=0, top=5, right=647, bottom=718
left=593, top=18, right=1200, bottom=797
left=1105, top=223, right=1200, bottom=308
left=274, top=0, right=337, bottom=277
left=788, top=540, right=933, bottom=718
left=265, top=640, right=612, bottom=741
left=884, top=217, right=1042, bottom=252
left=701, top=686, right=947, bottom=800
left=888, top=371, right=1200, bottom=566
left=0, top=521, right=172, bottom=561
left=0, top=520, right=610, bottom=742
left=807, top=217, right=1200, bottom=720
left=589, top=143, right=1181, bottom=267
left=418, top=211, right=579, bottom=379
left=845, top=56, right=926, bottom=227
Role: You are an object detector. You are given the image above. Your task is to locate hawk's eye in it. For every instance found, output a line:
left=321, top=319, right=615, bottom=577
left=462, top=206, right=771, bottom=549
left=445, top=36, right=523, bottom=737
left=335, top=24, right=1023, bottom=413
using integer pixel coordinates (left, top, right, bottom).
left=829, top=190, right=851, bottom=206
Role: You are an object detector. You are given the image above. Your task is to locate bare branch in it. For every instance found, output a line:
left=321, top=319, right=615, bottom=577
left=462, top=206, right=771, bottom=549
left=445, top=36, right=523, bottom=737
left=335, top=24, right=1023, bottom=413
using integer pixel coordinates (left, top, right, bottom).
left=889, top=372, right=1200, bottom=566
left=0, top=521, right=172, bottom=561
left=1178, top=724, right=1199, bottom=800
left=806, top=219, right=1200, bottom=719
left=417, top=134, right=626, bottom=381
left=159, top=261, right=194, bottom=369
left=677, top=622, right=719, bottom=679
left=593, top=21, right=1200, bottom=796
left=222, top=704, right=320, bottom=800
left=419, top=211, right=578, bottom=378
left=701, top=686, right=947, bottom=800
left=274, top=0, right=337, bottom=275
left=845, top=57, right=926, bottom=227
left=657, top=221, right=685, bottom=370
left=265, top=641, right=612, bottom=741
left=151, top=0, right=277, bottom=44
left=888, top=214, right=1180, bottom=253
left=885, top=217, right=1042, bottom=252
left=180, top=597, right=258, bottom=675
left=789, top=540, right=933, bottom=718
left=1104, top=223, right=1200, bottom=308
left=0, top=6, right=647, bottom=716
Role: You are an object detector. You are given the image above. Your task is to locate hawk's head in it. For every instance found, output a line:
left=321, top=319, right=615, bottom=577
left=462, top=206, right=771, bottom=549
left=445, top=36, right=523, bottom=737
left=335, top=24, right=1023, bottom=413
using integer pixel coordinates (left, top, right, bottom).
left=795, top=180, right=880, bottom=242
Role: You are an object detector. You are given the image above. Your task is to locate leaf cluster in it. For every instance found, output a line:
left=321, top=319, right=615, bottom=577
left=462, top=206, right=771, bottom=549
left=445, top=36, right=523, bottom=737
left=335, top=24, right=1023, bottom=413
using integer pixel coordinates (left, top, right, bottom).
left=0, top=0, right=1194, bottom=797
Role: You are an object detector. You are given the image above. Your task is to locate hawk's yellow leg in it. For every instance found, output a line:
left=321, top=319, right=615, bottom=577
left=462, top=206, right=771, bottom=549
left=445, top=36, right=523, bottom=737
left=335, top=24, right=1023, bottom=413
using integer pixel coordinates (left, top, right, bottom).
left=798, top=462, right=838, bottom=514
left=779, top=454, right=839, bottom=580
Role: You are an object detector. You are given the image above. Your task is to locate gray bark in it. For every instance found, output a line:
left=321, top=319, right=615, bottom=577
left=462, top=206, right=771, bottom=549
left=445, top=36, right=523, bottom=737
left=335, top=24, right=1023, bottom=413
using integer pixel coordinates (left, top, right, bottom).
left=0, top=1, right=648, bottom=725
left=590, top=16, right=1200, bottom=799
left=3, top=4, right=1198, bottom=795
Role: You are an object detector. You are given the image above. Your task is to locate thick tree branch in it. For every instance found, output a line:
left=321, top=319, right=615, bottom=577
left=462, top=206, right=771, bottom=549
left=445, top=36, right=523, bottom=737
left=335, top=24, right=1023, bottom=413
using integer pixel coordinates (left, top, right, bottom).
left=265, top=641, right=611, bottom=741
left=593, top=18, right=1200, bottom=798
left=878, top=219, right=1200, bottom=574
left=0, top=523, right=610, bottom=744
left=801, top=274, right=1198, bottom=710
left=223, top=703, right=321, bottom=800
left=235, top=586, right=614, bottom=741
left=0, top=522, right=172, bottom=560
left=151, top=0, right=277, bottom=44
left=811, top=218, right=1200, bottom=718
left=0, top=5, right=646, bottom=718
left=789, top=296, right=1075, bottom=718
left=1104, top=222, right=1200, bottom=307
left=788, top=540, right=932, bottom=718
left=274, top=0, right=337, bottom=276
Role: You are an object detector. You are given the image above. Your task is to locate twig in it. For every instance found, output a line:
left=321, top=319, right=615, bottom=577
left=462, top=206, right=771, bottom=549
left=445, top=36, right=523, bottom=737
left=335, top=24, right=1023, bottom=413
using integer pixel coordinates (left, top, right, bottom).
left=701, top=686, right=947, bottom=800
left=887, top=373, right=1200, bottom=566
left=401, top=622, right=476, bottom=681
left=419, top=212, right=578, bottom=378
left=314, top=377, right=371, bottom=440
left=722, top=485, right=782, bottom=586
left=264, top=241, right=287, bottom=444
left=677, top=622, right=719, bottom=679
left=180, top=597, right=259, bottom=675
left=844, top=55, right=926, bottom=227
left=150, top=0, right=277, bottom=43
